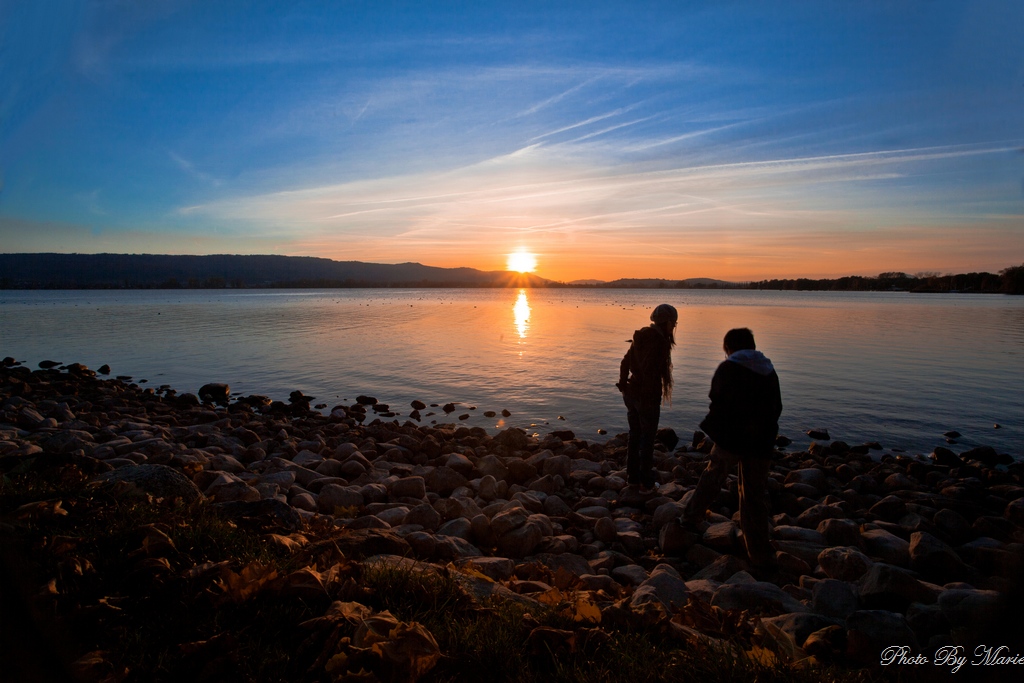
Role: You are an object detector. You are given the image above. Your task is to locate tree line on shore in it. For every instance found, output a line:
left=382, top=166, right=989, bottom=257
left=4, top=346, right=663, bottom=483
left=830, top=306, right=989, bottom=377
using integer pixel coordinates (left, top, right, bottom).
left=747, top=266, right=1024, bottom=294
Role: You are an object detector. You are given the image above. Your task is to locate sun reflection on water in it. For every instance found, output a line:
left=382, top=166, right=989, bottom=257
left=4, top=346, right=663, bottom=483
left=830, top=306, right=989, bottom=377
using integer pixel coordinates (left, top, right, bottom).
left=513, top=289, right=530, bottom=339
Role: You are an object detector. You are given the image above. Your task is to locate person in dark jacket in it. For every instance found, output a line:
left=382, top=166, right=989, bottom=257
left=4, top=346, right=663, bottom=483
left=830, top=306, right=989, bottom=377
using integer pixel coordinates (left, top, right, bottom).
left=682, top=327, right=782, bottom=569
left=617, top=303, right=677, bottom=489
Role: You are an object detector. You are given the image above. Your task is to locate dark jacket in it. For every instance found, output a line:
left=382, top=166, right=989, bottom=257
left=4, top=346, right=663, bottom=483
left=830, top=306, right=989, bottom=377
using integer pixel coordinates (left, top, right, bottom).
left=699, top=350, right=782, bottom=457
left=619, top=325, right=672, bottom=408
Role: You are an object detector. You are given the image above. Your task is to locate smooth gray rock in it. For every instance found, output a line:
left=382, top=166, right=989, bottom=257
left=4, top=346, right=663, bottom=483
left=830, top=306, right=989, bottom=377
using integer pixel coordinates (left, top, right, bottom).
left=812, top=578, right=859, bottom=619
left=818, top=546, right=874, bottom=582
left=424, top=466, right=468, bottom=496
left=909, top=531, right=968, bottom=584
left=860, top=528, right=911, bottom=567
left=711, top=581, right=811, bottom=615
left=858, top=563, right=937, bottom=611
left=490, top=507, right=529, bottom=536
left=612, top=564, right=649, bottom=586
left=461, top=557, right=514, bottom=581
left=317, top=484, right=364, bottom=514
left=630, top=563, right=689, bottom=612
left=436, top=517, right=473, bottom=540
left=763, top=613, right=843, bottom=648
left=846, top=610, right=918, bottom=663
left=92, top=463, right=203, bottom=503
left=391, top=476, right=426, bottom=499
left=404, top=503, right=442, bottom=531
left=496, top=521, right=544, bottom=558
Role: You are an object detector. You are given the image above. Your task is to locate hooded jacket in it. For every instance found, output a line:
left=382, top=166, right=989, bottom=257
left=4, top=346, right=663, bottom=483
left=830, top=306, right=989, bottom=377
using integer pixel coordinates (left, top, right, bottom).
left=619, top=324, right=673, bottom=408
left=699, top=349, right=782, bottom=457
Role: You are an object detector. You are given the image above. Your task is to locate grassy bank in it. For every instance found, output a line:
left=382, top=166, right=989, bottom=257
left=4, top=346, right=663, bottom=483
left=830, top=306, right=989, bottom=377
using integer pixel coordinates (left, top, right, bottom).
left=1, top=458, right=888, bottom=683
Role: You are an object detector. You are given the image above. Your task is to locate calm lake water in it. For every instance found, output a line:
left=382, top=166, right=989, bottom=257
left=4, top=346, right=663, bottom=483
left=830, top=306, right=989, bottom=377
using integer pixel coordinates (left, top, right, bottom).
left=2, top=288, right=1021, bottom=458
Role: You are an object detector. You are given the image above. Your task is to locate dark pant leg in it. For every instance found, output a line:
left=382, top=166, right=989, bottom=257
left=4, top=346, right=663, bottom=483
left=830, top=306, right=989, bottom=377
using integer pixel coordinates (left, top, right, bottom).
left=624, top=395, right=659, bottom=486
left=637, top=404, right=660, bottom=487
left=682, top=444, right=736, bottom=523
left=737, top=455, right=775, bottom=568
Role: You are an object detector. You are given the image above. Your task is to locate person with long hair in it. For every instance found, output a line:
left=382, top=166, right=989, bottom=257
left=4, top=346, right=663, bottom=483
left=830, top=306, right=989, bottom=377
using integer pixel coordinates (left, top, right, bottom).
left=617, top=303, right=677, bottom=490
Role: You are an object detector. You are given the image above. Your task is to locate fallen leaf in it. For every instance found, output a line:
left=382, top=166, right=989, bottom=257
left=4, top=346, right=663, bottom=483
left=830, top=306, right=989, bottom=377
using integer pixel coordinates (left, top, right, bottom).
left=215, top=563, right=279, bottom=603
left=746, top=645, right=777, bottom=667
left=15, top=499, right=67, bottom=519
left=535, top=587, right=565, bottom=606
left=264, top=533, right=308, bottom=553
left=283, top=567, right=327, bottom=598
left=570, top=594, right=601, bottom=624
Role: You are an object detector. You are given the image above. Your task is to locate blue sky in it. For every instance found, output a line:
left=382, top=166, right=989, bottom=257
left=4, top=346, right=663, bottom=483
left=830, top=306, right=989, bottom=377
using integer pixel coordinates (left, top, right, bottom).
left=2, top=0, right=1022, bottom=280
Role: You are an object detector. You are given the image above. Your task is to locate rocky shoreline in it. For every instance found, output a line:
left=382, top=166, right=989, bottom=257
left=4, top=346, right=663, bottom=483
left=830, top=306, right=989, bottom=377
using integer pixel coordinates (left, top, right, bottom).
left=2, top=358, right=1023, bottom=676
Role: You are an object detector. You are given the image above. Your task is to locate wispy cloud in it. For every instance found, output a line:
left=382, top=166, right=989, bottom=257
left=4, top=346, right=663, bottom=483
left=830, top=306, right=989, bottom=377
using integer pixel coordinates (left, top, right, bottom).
left=178, top=140, right=1022, bottom=279
left=168, top=151, right=222, bottom=186
left=528, top=104, right=643, bottom=142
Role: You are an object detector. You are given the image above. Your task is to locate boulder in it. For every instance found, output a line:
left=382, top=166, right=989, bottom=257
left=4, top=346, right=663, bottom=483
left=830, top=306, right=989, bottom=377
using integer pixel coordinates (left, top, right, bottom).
left=332, top=529, right=411, bottom=559
left=869, top=495, right=908, bottom=522
left=711, top=581, right=811, bottom=616
left=529, top=553, right=592, bottom=577
left=424, top=466, right=467, bottom=496
left=908, top=531, right=968, bottom=584
left=773, top=525, right=825, bottom=545
left=929, top=447, right=966, bottom=468
left=795, top=504, right=847, bottom=529
left=784, top=468, right=828, bottom=493
left=436, top=517, right=473, bottom=540
left=445, top=453, right=475, bottom=476
left=933, top=508, right=973, bottom=545
left=404, top=503, right=442, bottom=531
left=860, top=528, right=911, bottom=567
left=689, top=555, right=747, bottom=582
left=505, top=459, right=537, bottom=485
left=317, top=484, right=364, bottom=514
left=208, top=481, right=262, bottom=503
left=811, top=578, right=859, bottom=619
left=476, top=456, right=509, bottom=481
left=491, top=507, right=529, bottom=536
left=495, top=521, right=544, bottom=558
left=493, top=428, right=529, bottom=453
left=594, top=516, right=618, bottom=544
left=198, top=383, right=230, bottom=404
left=857, top=563, right=936, bottom=612
left=629, top=564, right=689, bottom=612
left=703, top=521, right=740, bottom=552
left=542, top=495, right=572, bottom=517
left=653, top=501, right=686, bottom=530
left=292, top=450, right=323, bottom=468
left=391, top=476, right=427, bottom=500
left=611, top=564, right=649, bottom=586
left=658, top=520, right=696, bottom=556
left=816, top=518, right=862, bottom=547
left=92, top=464, right=203, bottom=503
left=846, top=610, right=918, bottom=664
left=478, top=475, right=501, bottom=502
left=762, top=613, right=842, bottom=648
left=818, top=546, right=874, bottom=582
left=937, top=588, right=1004, bottom=634
left=460, top=557, right=514, bottom=581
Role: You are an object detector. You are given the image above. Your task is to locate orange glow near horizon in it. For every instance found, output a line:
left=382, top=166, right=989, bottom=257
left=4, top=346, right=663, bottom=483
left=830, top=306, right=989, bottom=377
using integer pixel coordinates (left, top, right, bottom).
left=506, top=249, right=538, bottom=273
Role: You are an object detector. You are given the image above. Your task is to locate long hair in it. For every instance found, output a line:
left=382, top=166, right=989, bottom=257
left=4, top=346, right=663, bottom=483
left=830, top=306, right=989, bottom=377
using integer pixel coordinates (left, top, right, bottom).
left=659, top=322, right=676, bottom=404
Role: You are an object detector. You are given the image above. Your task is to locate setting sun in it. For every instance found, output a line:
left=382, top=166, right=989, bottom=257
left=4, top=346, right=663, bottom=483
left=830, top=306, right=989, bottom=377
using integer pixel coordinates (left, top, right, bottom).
left=507, top=249, right=537, bottom=273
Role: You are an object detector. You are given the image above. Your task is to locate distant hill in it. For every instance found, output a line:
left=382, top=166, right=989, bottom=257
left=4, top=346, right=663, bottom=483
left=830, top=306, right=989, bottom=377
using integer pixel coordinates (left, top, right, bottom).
left=582, top=277, right=741, bottom=289
left=0, top=253, right=551, bottom=289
